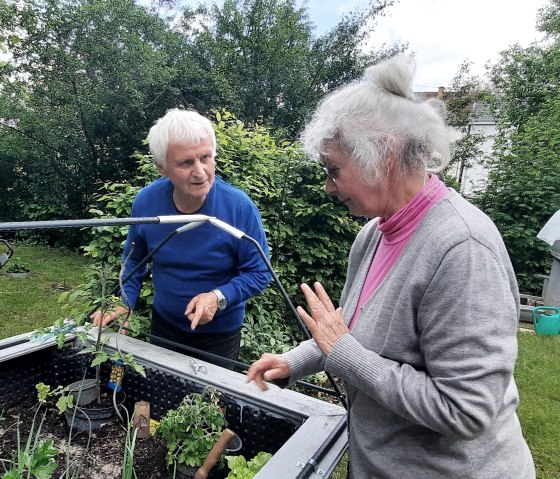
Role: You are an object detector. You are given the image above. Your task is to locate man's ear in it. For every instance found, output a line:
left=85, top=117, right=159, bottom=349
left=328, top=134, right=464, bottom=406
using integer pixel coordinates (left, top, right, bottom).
left=156, top=163, right=167, bottom=177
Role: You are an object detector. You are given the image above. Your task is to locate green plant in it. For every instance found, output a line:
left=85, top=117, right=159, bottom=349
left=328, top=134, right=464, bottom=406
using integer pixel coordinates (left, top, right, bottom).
left=115, top=402, right=140, bottom=479
left=155, top=388, right=228, bottom=470
left=0, top=383, right=64, bottom=479
left=225, top=451, right=272, bottom=479
left=32, top=263, right=146, bottom=406
left=1, top=441, right=57, bottom=479
left=3, top=257, right=31, bottom=274
left=120, top=420, right=139, bottom=479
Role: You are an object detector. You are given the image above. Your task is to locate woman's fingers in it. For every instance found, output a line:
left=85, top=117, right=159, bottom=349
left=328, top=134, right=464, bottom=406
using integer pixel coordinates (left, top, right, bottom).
left=298, top=283, right=348, bottom=355
left=313, top=282, right=337, bottom=312
left=247, top=354, right=288, bottom=391
left=296, top=305, right=314, bottom=327
left=300, top=282, right=336, bottom=320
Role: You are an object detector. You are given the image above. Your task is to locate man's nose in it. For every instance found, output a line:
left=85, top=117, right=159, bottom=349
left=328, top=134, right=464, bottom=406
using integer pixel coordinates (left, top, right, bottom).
left=192, top=160, right=205, bottom=175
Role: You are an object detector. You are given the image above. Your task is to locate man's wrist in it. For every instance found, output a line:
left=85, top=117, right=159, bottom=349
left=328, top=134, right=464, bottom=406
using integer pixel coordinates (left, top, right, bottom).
left=212, top=289, right=227, bottom=310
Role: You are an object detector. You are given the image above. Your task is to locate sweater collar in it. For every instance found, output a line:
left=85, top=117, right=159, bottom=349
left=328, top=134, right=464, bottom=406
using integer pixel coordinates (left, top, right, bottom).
left=377, top=174, right=449, bottom=245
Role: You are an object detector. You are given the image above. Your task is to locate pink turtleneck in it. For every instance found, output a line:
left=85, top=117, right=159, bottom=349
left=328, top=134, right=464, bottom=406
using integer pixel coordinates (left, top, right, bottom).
left=349, top=174, right=450, bottom=330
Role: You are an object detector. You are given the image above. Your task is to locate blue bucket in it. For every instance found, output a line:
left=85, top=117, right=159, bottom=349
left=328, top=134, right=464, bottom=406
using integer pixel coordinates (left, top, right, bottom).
left=532, top=306, right=560, bottom=336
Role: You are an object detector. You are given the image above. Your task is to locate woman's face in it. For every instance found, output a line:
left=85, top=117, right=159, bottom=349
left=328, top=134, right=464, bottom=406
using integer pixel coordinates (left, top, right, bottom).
left=321, top=143, right=392, bottom=219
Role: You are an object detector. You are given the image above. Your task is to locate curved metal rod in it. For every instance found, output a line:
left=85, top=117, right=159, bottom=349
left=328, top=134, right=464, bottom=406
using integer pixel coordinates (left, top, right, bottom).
left=0, top=215, right=212, bottom=231
left=0, top=238, right=14, bottom=268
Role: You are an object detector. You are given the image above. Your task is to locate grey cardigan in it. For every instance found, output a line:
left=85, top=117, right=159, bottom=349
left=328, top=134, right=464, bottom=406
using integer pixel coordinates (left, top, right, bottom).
left=283, top=190, right=535, bottom=479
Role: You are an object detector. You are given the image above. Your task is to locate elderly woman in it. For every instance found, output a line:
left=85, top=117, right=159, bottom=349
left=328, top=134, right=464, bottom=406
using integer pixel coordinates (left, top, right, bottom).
left=247, top=56, right=535, bottom=478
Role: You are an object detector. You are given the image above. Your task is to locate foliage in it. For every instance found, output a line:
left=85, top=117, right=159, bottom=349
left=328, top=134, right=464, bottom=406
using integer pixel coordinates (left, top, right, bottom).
left=121, top=421, right=139, bottom=479
left=216, top=110, right=361, bottom=311
left=471, top=5, right=560, bottom=293
left=0, top=0, right=403, bottom=232
left=472, top=93, right=560, bottom=293
left=225, top=451, right=272, bottom=479
left=488, top=43, right=557, bottom=130
left=53, top=260, right=150, bottom=339
left=0, top=0, right=180, bottom=236
left=32, top=263, right=147, bottom=405
left=1, top=441, right=57, bottom=479
left=239, top=289, right=300, bottom=364
left=0, top=384, right=63, bottom=479
left=2, top=257, right=31, bottom=274
left=440, top=60, right=488, bottom=192
left=156, top=388, right=228, bottom=469
left=117, top=400, right=140, bottom=479
left=173, top=0, right=402, bottom=134
left=75, top=155, right=159, bottom=337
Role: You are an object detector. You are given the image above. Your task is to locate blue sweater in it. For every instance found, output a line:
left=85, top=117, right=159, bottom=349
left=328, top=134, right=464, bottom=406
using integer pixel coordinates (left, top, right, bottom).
left=121, top=176, right=271, bottom=334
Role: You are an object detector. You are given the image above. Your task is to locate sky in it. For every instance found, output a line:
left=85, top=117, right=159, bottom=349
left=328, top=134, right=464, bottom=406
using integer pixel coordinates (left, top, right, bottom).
left=305, top=0, right=549, bottom=91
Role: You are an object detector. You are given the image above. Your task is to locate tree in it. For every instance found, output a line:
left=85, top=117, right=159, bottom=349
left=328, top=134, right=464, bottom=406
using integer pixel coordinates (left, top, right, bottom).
left=488, top=1, right=560, bottom=129
left=442, top=60, right=488, bottom=192
left=174, top=0, right=403, bottom=133
left=0, top=0, right=179, bottom=229
left=0, top=0, right=403, bottom=231
left=472, top=0, right=560, bottom=293
left=474, top=94, right=560, bottom=293
left=488, top=43, right=557, bottom=129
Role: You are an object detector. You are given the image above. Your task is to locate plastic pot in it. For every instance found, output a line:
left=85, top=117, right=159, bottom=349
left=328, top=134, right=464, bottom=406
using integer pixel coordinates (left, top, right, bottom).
left=67, top=378, right=98, bottom=406
left=65, top=387, right=126, bottom=432
left=2, top=271, right=32, bottom=279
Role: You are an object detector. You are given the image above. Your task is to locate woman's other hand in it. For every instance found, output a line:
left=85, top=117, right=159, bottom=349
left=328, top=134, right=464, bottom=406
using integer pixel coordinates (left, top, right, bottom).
left=246, top=353, right=290, bottom=391
left=297, top=282, right=348, bottom=355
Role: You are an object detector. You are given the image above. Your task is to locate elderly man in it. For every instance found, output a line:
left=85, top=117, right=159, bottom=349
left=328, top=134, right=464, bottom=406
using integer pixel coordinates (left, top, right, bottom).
left=93, top=108, right=271, bottom=365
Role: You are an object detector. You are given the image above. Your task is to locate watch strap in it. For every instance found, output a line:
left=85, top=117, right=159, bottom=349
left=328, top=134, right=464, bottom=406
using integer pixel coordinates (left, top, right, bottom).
left=212, top=289, right=227, bottom=310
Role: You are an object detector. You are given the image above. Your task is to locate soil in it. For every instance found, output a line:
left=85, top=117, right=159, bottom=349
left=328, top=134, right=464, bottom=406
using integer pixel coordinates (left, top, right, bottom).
left=0, top=401, right=170, bottom=479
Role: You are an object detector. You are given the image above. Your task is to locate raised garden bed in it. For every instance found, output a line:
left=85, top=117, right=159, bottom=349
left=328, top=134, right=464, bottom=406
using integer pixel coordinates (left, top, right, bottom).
left=0, top=331, right=347, bottom=478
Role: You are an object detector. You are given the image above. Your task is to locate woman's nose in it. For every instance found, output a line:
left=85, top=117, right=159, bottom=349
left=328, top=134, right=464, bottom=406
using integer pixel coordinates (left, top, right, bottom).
left=325, top=177, right=337, bottom=195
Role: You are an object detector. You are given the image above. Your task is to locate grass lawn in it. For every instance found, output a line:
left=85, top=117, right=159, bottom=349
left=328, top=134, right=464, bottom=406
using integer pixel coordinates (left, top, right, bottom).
left=1, top=244, right=559, bottom=478
left=516, top=331, right=560, bottom=479
left=0, top=242, right=91, bottom=338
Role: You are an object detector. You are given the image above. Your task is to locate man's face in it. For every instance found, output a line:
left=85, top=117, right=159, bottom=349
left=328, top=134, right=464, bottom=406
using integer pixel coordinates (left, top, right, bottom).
left=158, top=138, right=216, bottom=210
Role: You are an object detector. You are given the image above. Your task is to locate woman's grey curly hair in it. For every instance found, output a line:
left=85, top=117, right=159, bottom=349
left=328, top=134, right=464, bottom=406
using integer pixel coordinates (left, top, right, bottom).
left=300, top=55, right=450, bottom=185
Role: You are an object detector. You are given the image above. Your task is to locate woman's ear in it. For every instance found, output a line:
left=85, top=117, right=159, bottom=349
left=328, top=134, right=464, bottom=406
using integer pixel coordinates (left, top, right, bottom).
left=383, top=151, right=397, bottom=178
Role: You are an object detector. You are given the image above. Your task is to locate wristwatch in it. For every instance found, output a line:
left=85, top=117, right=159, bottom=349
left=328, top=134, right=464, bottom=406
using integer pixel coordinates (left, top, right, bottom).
left=212, top=289, right=227, bottom=311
